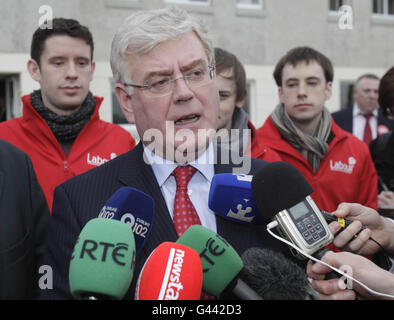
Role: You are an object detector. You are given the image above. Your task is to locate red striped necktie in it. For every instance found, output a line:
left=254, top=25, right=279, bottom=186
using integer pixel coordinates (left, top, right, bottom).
left=362, top=113, right=373, bottom=145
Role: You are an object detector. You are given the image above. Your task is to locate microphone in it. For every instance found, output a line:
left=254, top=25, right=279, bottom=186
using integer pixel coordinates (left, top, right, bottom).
left=98, top=186, right=154, bottom=254
left=239, top=247, right=317, bottom=300
left=208, top=173, right=268, bottom=224
left=176, top=225, right=262, bottom=300
left=135, top=242, right=203, bottom=300
left=251, top=161, right=334, bottom=258
left=209, top=172, right=361, bottom=234
left=69, top=218, right=136, bottom=300
left=250, top=161, right=366, bottom=232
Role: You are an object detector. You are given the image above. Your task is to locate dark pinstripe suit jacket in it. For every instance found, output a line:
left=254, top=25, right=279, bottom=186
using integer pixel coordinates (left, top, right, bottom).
left=40, top=142, right=291, bottom=299
left=332, top=107, right=394, bottom=134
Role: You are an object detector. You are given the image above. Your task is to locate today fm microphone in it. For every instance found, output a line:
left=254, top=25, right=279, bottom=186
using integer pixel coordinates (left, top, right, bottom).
left=69, top=218, right=136, bottom=300
left=97, top=186, right=154, bottom=254
left=210, top=171, right=360, bottom=235
left=251, top=161, right=372, bottom=260
left=135, top=242, right=203, bottom=300
left=251, top=161, right=335, bottom=259
left=239, top=247, right=317, bottom=300
left=176, top=225, right=262, bottom=300
left=208, top=173, right=268, bottom=224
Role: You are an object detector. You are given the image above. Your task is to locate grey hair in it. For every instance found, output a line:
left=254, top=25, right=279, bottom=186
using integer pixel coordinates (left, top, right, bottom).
left=354, top=73, right=380, bottom=91
left=110, top=6, right=214, bottom=89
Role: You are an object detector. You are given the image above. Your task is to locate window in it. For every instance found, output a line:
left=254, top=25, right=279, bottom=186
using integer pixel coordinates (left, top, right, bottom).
left=237, top=0, right=263, bottom=9
left=339, top=81, right=355, bottom=110
left=165, top=0, right=210, bottom=5
left=0, top=74, right=19, bottom=121
left=373, top=0, right=394, bottom=15
left=329, top=0, right=345, bottom=11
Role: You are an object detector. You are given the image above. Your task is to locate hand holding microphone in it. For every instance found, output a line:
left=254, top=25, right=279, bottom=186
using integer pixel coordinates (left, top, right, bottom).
left=329, top=202, right=394, bottom=256
left=307, top=250, right=394, bottom=300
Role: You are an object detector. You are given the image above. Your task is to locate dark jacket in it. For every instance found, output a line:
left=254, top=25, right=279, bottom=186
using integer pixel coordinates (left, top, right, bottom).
left=332, top=107, right=394, bottom=135
left=370, top=132, right=394, bottom=192
left=0, top=139, right=49, bottom=299
left=40, top=142, right=293, bottom=299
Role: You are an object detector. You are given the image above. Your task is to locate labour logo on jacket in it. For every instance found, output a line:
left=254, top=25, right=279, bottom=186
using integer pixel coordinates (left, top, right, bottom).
left=329, top=157, right=356, bottom=174
left=87, top=152, right=117, bottom=166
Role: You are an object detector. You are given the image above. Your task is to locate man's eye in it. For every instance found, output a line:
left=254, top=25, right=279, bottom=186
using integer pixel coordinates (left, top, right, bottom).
left=151, top=79, right=170, bottom=89
left=52, top=61, right=63, bottom=66
left=219, top=92, right=230, bottom=100
left=78, top=60, right=89, bottom=67
left=187, top=68, right=204, bottom=79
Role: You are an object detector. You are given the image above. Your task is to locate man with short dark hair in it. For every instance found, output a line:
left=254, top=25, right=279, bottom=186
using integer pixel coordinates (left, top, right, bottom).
left=332, top=74, right=394, bottom=144
left=0, top=18, right=136, bottom=211
left=214, top=47, right=280, bottom=161
left=256, top=46, right=378, bottom=213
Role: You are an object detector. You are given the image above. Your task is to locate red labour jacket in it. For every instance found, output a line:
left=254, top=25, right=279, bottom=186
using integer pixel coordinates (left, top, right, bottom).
left=248, top=120, right=282, bottom=162
left=256, top=116, right=378, bottom=212
left=0, top=94, right=136, bottom=211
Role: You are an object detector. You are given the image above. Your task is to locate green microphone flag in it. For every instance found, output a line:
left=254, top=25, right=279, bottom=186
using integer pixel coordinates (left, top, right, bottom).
left=69, top=218, right=136, bottom=299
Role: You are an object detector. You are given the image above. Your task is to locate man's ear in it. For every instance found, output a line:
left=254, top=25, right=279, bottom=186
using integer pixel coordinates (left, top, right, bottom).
left=278, top=86, right=284, bottom=103
left=27, top=59, right=41, bottom=82
left=89, top=61, right=96, bottom=81
left=114, top=83, right=135, bottom=124
left=325, top=81, right=333, bottom=100
left=235, top=92, right=247, bottom=109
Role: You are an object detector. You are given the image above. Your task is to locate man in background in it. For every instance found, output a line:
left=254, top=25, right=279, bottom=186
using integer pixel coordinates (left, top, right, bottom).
left=257, top=47, right=378, bottom=213
left=332, top=74, right=394, bottom=145
left=214, top=47, right=280, bottom=161
left=0, top=18, right=135, bottom=211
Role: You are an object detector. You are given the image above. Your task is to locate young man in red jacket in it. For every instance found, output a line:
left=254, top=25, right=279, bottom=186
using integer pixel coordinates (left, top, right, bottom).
left=256, top=47, right=378, bottom=212
left=214, top=47, right=280, bottom=161
left=0, top=18, right=136, bottom=211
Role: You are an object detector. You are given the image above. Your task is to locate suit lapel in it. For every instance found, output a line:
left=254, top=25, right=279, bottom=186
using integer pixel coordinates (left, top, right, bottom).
left=116, top=143, right=259, bottom=256
left=117, top=143, right=177, bottom=256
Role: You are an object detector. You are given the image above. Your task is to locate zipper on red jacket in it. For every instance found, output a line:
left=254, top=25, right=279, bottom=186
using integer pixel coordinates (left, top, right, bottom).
left=63, top=160, right=69, bottom=174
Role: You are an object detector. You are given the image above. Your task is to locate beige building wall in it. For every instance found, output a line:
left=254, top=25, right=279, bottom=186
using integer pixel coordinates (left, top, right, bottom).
left=0, top=0, right=393, bottom=138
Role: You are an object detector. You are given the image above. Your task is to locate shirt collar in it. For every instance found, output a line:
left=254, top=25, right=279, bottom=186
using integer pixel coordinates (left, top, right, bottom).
left=143, top=142, right=215, bottom=187
left=353, top=103, right=378, bottom=117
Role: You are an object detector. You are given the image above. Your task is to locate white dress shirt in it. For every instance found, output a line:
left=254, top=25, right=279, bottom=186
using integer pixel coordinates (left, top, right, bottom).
left=353, top=103, right=378, bottom=141
left=143, top=143, right=217, bottom=233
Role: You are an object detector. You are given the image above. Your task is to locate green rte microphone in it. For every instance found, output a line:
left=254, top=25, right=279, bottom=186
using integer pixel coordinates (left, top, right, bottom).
left=69, top=218, right=136, bottom=300
left=176, top=225, right=262, bottom=299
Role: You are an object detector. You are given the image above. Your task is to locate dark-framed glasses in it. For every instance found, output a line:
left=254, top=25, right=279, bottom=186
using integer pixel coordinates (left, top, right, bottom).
left=123, top=65, right=215, bottom=98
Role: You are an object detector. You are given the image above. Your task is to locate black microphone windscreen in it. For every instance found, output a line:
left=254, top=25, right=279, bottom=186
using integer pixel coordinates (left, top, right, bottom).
left=251, top=161, right=313, bottom=220
left=239, top=247, right=317, bottom=300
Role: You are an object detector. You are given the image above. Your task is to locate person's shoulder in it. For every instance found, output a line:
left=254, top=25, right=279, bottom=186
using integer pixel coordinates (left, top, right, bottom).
left=0, top=138, right=28, bottom=159
left=61, top=146, right=139, bottom=190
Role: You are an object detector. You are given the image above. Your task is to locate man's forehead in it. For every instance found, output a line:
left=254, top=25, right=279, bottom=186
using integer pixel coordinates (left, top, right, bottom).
left=358, top=77, right=380, bottom=89
left=42, top=35, right=92, bottom=58
left=282, top=60, right=325, bottom=80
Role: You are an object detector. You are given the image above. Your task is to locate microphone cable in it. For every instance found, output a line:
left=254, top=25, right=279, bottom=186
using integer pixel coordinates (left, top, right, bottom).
left=266, top=221, right=394, bottom=300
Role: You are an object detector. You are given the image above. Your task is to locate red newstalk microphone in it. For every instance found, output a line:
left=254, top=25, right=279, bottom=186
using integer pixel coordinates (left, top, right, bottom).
left=135, top=242, right=203, bottom=300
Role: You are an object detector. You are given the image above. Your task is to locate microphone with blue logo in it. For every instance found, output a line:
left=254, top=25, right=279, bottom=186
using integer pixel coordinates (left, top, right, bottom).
left=208, top=173, right=268, bottom=225
left=98, top=186, right=154, bottom=254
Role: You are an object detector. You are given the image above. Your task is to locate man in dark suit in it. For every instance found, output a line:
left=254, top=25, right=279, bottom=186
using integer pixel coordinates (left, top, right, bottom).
left=332, top=74, right=394, bottom=144
left=40, top=7, right=293, bottom=299
left=0, top=139, right=49, bottom=299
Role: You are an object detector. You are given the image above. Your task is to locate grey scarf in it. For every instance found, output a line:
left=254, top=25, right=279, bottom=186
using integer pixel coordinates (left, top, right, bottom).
left=30, top=90, right=96, bottom=142
left=271, top=103, right=332, bottom=172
